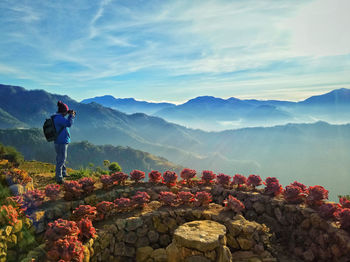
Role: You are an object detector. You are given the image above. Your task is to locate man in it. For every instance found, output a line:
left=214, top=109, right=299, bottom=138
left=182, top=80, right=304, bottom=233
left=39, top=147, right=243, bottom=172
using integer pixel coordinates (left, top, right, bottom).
left=54, top=101, right=75, bottom=184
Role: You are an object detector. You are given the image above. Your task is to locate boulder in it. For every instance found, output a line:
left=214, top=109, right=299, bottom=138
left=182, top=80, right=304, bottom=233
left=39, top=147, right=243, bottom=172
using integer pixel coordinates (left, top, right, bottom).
left=173, top=220, right=226, bottom=252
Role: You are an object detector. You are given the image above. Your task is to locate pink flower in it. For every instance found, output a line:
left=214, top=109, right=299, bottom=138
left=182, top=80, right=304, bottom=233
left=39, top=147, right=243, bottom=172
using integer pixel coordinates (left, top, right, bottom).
left=283, top=185, right=306, bottom=204
left=159, top=191, right=177, bottom=206
left=149, top=170, right=162, bottom=183
left=180, top=168, right=197, bottom=184
left=201, top=170, right=216, bottom=184
left=306, top=185, right=329, bottom=207
left=216, top=173, right=231, bottom=186
left=232, top=174, right=247, bottom=188
left=132, top=191, right=151, bottom=207
left=247, top=174, right=262, bottom=187
left=163, top=171, right=178, bottom=187
left=223, top=195, right=245, bottom=213
left=195, top=191, right=212, bottom=206
left=130, top=170, right=145, bottom=183
left=177, top=191, right=194, bottom=205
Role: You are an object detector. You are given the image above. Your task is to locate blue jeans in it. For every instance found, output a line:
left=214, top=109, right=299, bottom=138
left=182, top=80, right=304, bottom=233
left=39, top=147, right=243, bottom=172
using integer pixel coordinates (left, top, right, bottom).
left=55, top=143, right=68, bottom=182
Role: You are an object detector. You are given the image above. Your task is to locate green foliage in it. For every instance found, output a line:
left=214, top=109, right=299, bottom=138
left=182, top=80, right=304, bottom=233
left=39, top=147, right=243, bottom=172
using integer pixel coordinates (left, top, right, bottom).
left=19, top=161, right=56, bottom=174
left=95, top=166, right=108, bottom=175
left=0, top=183, right=11, bottom=205
left=103, top=160, right=110, bottom=167
left=0, top=142, right=24, bottom=166
left=108, top=162, right=122, bottom=173
left=69, top=168, right=94, bottom=180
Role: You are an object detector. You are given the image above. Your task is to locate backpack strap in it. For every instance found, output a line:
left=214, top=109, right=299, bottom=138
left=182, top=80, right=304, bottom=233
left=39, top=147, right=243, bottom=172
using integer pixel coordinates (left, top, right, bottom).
left=51, top=115, right=65, bottom=138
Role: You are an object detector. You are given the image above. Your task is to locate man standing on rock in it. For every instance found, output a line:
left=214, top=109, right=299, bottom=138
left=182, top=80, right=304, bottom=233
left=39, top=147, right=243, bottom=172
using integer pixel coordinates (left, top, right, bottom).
left=53, top=101, right=75, bottom=184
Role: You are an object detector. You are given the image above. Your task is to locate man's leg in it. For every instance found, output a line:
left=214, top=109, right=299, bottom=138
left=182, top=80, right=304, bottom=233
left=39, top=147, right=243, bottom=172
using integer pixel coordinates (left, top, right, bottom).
left=62, top=145, right=68, bottom=177
left=55, top=144, right=67, bottom=183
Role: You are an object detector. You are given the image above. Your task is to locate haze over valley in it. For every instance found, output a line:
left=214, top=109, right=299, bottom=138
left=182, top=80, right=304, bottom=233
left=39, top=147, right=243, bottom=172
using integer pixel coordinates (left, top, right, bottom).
left=0, top=84, right=349, bottom=201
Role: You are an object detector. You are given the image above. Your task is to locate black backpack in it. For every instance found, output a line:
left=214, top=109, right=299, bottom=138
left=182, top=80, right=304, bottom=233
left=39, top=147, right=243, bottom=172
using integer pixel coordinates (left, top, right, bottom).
left=43, top=115, right=63, bottom=142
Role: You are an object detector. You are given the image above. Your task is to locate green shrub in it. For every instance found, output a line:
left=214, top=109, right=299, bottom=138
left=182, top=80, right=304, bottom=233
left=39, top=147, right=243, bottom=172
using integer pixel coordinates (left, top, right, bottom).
left=0, top=143, right=24, bottom=167
left=108, top=162, right=122, bottom=173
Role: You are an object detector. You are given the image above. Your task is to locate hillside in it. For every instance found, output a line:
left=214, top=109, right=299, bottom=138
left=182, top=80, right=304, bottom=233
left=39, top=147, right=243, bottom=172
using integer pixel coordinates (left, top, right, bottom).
left=0, top=128, right=182, bottom=174
left=83, top=88, right=350, bottom=131
left=0, top=84, right=255, bottom=174
left=1, top=84, right=350, bottom=200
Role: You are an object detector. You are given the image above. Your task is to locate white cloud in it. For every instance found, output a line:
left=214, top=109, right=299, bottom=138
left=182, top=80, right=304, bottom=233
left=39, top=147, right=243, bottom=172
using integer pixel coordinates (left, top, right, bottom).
left=284, top=0, right=350, bottom=56
left=0, top=0, right=349, bottom=101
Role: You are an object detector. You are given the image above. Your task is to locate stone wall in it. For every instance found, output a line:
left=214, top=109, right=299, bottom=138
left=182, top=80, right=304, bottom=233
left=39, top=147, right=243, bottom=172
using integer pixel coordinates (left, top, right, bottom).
left=23, top=183, right=350, bottom=262
left=212, top=187, right=350, bottom=262
left=91, top=205, right=274, bottom=262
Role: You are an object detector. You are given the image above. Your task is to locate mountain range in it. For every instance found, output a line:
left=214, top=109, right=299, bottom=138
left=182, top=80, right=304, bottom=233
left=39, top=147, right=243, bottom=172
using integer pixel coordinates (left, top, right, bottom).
left=81, top=96, right=174, bottom=115
left=0, top=128, right=182, bottom=174
left=1, top=83, right=350, bottom=200
left=82, top=88, right=350, bottom=131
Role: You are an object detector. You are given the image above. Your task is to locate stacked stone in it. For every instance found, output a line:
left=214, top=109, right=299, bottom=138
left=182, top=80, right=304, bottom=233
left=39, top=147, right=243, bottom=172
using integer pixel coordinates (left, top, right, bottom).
left=91, top=204, right=274, bottom=262
left=225, top=215, right=274, bottom=262
left=213, top=189, right=350, bottom=261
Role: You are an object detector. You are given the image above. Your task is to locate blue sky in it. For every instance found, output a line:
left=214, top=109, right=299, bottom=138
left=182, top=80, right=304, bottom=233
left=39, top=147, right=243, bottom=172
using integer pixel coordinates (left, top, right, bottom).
left=0, top=0, right=349, bottom=103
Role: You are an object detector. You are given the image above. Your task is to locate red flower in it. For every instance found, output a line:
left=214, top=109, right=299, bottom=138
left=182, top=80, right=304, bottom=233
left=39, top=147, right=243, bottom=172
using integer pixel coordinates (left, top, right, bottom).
left=63, top=181, right=82, bottom=201
left=100, top=175, right=113, bottom=188
left=177, top=191, right=195, bottom=205
left=45, top=184, right=61, bottom=201
left=264, top=177, right=283, bottom=196
left=247, top=174, right=262, bottom=187
left=71, top=205, right=97, bottom=221
left=319, top=203, right=340, bottom=220
left=46, top=236, right=84, bottom=262
left=78, top=177, right=95, bottom=195
left=306, top=185, right=328, bottom=207
left=232, top=174, right=247, bottom=188
left=77, top=218, right=96, bottom=241
left=180, top=168, right=197, bottom=185
left=201, top=170, right=216, bottom=185
left=159, top=191, right=177, bottom=206
left=195, top=191, right=212, bottom=206
left=23, top=189, right=45, bottom=210
left=339, top=197, right=350, bottom=208
left=283, top=185, right=306, bottom=204
left=132, top=191, right=151, bottom=207
left=290, top=181, right=307, bottom=192
left=223, top=195, right=245, bottom=213
left=335, top=208, right=350, bottom=231
left=0, top=205, right=19, bottom=226
left=111, top=172, right=129, bottom=185
left=216, top=173, right=231, bottom=186
left=45, top=219, right=80, bottom=244
left=149, top=170, right=162, bottom=183
left=96, top=201, right=115, bottom=220
left=114, top=198, right=132, bottom=210
left=163, top=171, right=178, bottom=187
left=130, top=170, right=145, bottom=183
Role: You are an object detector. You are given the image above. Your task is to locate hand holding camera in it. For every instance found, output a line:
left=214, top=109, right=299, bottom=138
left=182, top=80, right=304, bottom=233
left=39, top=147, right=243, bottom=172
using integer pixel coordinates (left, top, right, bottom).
left=68, top=110, right=76, bottom=117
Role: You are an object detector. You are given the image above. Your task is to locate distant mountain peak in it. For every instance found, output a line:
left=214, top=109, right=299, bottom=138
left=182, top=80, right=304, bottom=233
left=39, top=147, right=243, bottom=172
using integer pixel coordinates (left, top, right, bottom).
left=301, top=88, right=350, bottom=104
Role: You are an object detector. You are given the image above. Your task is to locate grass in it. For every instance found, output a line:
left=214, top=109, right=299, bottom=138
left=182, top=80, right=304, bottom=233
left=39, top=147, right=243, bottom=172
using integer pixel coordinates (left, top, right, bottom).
left=19, top=160, right=75, bottom=175
left=69, top=166, right=108, bottom=180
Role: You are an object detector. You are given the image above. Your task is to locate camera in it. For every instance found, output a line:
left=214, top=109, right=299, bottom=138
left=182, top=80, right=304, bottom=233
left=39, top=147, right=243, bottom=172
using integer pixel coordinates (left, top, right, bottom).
left=68, top=110, right=76, bottom=115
